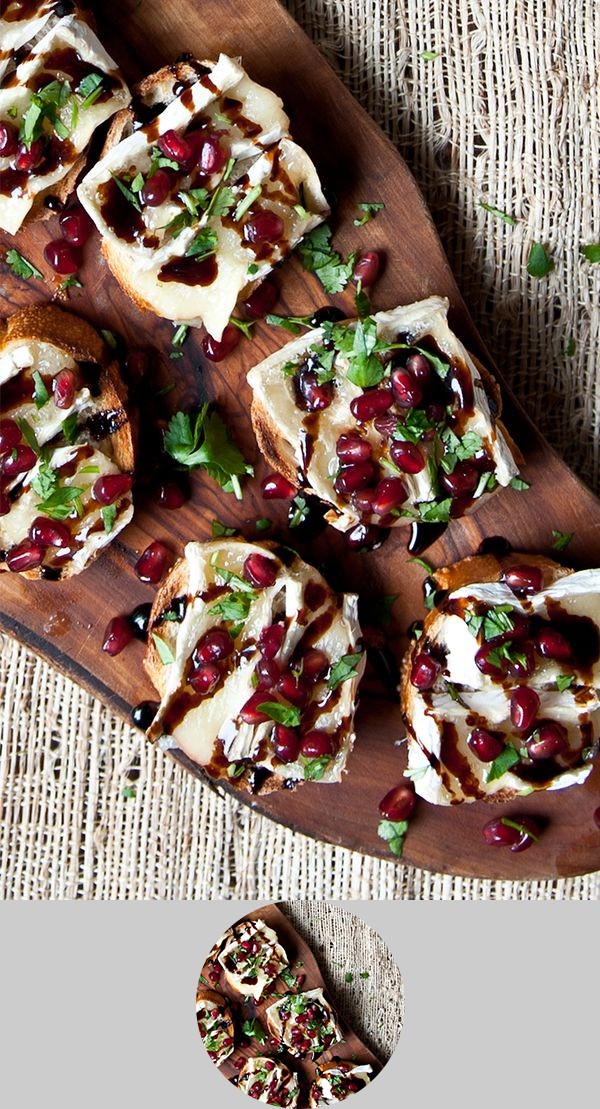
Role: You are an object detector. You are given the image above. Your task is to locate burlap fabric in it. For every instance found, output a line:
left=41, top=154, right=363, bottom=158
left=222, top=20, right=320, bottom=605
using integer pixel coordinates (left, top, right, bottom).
left=1, top=1, right=599, bottom=900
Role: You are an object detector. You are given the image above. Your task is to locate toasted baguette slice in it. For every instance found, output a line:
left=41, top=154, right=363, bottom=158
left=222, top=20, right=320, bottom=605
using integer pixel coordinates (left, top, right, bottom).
left=77, top=53, right=329, bottom=340
left=209, top=918, right=289, bottom=1002
left=143, top=539, right=364, bottom=794
left=0, top=10, right=130, bottom=233
left=248, top=296, right=522, bottom=536
left=266, top=989, right=343, bottom=1059
left=239, top=1057, right=300, bottom=1106
left=0, top=304, right=134, bottom=579
left=309, top=1060, right=373, bottom=1105
left=196, top=986, right=234, bottom=1067
left=401, top=551, right=600, bottom=804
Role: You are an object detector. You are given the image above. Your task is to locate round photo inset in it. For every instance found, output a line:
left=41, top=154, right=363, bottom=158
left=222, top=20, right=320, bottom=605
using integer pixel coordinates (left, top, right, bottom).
left=196, top=902, right=403, bottom=1105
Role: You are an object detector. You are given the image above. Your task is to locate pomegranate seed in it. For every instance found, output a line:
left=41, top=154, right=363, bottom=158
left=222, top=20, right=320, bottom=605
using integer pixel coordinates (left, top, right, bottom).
left=350, top=388, right=393, bottom=421
left=336, top=433, right=372, bottom=464
left=52, top=368, right=76, bottom=409
left=371, top=476, right=408, bottom=515
left=234, top=1059, right=244, bottom=1070
left=426, top=402, right=445, bottom=423
left=59, top=204, right=93, bottom=245
left=301, top=648, right=329, bottom=679
left=244, top=210, right=285, bottom=244
left=467, top=728, right=505, bottom=762
left=503, top=565, right=543, bottom=595
left=483, top=816, right=540, bottom=852
left=527, top=720, right=568, bottom=760
left=239, top=691, right=272, bottom=725
left=140, top=168, right=172, bottom=207
left=272, top=724, right=301, bottom=762
left=242, top=280, right=278, bottom=319
left=93, top=473, right=133, bottom=505
left=300, top=730, right=334, bottom=758
left=243, top=552, right=278, bottom=588
left=535, top=626, right=572, bottom=660
left=334, top=460, right=376, bottom=494
left=389, top=440, right=425, bottom=473
left=0, top=418, right=22, bottom=453
left=29, top=516, right=71, bottom=548
left=405, top=352, right=431, bottom=384
left=440, top=461, right=479, bottom=497
left=6, top=540, right=45, bottom=572
left=102, top=616, right=133, bottom=656
left=510, top=686, right=540, bottom=731
left=379, top=783, right=416, bottom=821
left=353, top=250, right=381, bottom=287
left=189, top=663, right=220, bottom=694
left=346, top=522, right=384, bottom=550
left=391, top=368, right=423, bottom=408
left=297, top=369, right=333, bottom=411
left=199, top=134, right=226, bottom=174
left=277, top=671, right=310, bottom=706
left=208, top=968, right=220, bottom=982
left=410, top=652, right=441, bottom=690
left=263, top=1060, right=275, bottom=1072
left=0, top=491, right=10, bottom=516
left=0, top=121, right=18, bottom=157
left=296, top=974, right=306, bottom=986
left=15, top=138, right=44, bottom=171
left=157, top=128, right=191, bottom=164
left=193, top=629, right=233, bottom=664
left=474, top=643, right=507, bottom=678
left=153, top=479, right=187, bottom=509
left=261, top=473, right=297, bottom=499
left=259, top=622, right=285, bottom=658
left=221, top=1036, right=234, bottom=1047
left=135, top=540, right=171, bottom=584
left=256, top=658, right=281, bottom=689
left=201, top=324, right=241, bottom=362
left=43, top=239, right=80, bottom=275
left=373, top=414, right=398, bottom=438
left=2, top=444, right=37, bottom=476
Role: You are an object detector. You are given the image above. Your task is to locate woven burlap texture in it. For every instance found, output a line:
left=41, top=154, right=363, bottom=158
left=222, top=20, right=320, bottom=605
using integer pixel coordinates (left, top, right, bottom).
left=1, top=0, right=599, bottom=900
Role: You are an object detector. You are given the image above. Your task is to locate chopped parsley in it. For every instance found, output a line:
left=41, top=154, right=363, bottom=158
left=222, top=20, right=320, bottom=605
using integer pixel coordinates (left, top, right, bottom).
left=151, top=633, right=175, bottom=665
left=377, top=819, right=408, bottom=857
left=101, top=505, right=117, bottom=533
left=234, top=184, right=262, bottom=221
left=301, top=756, right=332, bottom=781
left=327, top=653, right=362, bottom=689
left=257, top=702, right=302, bottom=728
left=479, top=201, right=517, bottom=226
left=510, top=476, right=530, bottom=491
left=110, top=172, right=142, bottom=211
left=353, top=201, right=384, bottom=227
left=297, top=223, right=356, bottom=294
left=242, top=1019, right=266, bottom=1043
left=255, top=517, right=271, bottom=532
left=419, top=49, right=440, bottom=61
left=211, top=520, right=237, bottom=538
left=486, top=744, right=520, bottom=782
left=6, top=249, right=44, bottom=281
left=581, top=244, right=600, bottom=263
left=78, top=73, right=105, bottom=108
left=439, top=428, right=483, bottom=473
left=527, top=241, right=554, bottom=278
left=288, top=494, right=310, bottom=528
left=551, top=529, right=573, bottom=552
left=211, top=591, right=255, bottom=624
left=265, top=312, right=312, bottom=334
left=32, top=370, right=50, bottom=409
left=185, top=227, right=218, bottom=259
left=163, top=404, right=253, bottom=499
left=416, top=498, right=453, bottom=523
left=228, top=317, right=255, bottom=340
left=61, top=413, right=78, bottom=445
left=556, top=674, right=574, bottom=692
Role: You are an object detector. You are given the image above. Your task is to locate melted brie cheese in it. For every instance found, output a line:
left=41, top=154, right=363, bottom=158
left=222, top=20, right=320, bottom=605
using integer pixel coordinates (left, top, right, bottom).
left=0, top=338, right=96, bottom=447
left=239, top=1058, right=300, bottom=1107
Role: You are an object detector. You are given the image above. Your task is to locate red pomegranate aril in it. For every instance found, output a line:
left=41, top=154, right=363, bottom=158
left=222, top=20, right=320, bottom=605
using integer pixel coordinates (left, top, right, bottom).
left=277, top=672, right=310, bottom=706
left=261, top=473, right=297, bottom=500
left=140, top=168, right=172, bottom=207
left=2, top=444, right=37, bottom=476
left=59, top=204, right=93, bottom=245
left=535, top=626, right=572, bottom=660
left=259, top=622, right=285, bottom=659
left=243, top=280, right=278, bottom=319
left=194, top=629, right=233, bottom=664
left=334, top=460, right=376, bottom=494
left=410, top=652, right=441, bottom=690
left=93, top=473, right=132, bottom=505
left=510, top=686, right=540, bottom=731
left=379, top=783, right=416, bottom=821
left=301, top=648, right=329, bottom=680
left=157, top=127, right=191, bottom=164
left=15, top=138, right=44, bottom=171
left=510, top=818, right=542, bottom=853
left=300, top=729, right=334, bottom=758
left=0, top=491, right=9, bottom=516
left=506, top=641, right=536, bottom=679
left=353, top=250, right=381, bottom=287
left=350, top=388, right=393, bottom=422
left=44, top=239, right=80, bottom=275
left=371, top=476, right=408, bottom=515
left=243, top=552, right=277, bottom=588
left=201, top=324, right=241, bottom=362
left=503, top=565, right=543, bottom=595
left=527, top=720, right=568, bottom=760
left=467, top=728, right=505, bottom=762
left=373, top=414, right=397, bottom=438
left=297, top=369, right=333, bottom=411
left=234, top=1058, right=245, bottom=1070
left=239, top=691, right=272, bottom=725
left=405, top=352, right=431, bottom=383
left=0, top=418, right=22, bottom=453
left=440, top=461, right=479, bottom=497
left=336, top=433, right=372, bottom=464
left=102, top=616, right=133, bottom=656
left=29, top=515, right=71, bottom=548
left=199, top=134, right=226, bottom=174
left=482, top=818, right=521, bottom=848
left=352, top=487, right=378, bottom=513
left=153, top=479, right=187, bottom=509
left=391, top=368, right=423, bottom=408
left=0, top=121, right=18, bottom=157
left=135, top=540, right=171, bottom=584
left=6, top=540, right=45, bottom=573
left=189, top=663, right=220, bottom=695
left=272, top=724, right=301, bottom=762
left=52, top=368, right=76, bottom=409
left=256, top=657, right=281, bottom=690
left=474, top=643, right=507, bottom=678
left=244, top=210, right=285, bottom=244
left=389, top=440, right=425, bottom=473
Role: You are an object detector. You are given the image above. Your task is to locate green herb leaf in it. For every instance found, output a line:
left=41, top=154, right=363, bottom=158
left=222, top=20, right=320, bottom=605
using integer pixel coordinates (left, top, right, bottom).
left=101, top=504, right=117, bottom=533
left=17, top=417, right=40, bottom=455
left=32, top=370, right=50, bottom=409
left=185, top=227, right=218, bottom=259
left=500, top=816, right=540, bottom=843
left=327, top=652, right=362, bottom=690
left=242, top=1019, right=266, bottom=1043
left=78, top=73, right=104, bottom=108
left=486, top=744, right=520, bottom=782
left=151, top=632, right=175, bottom=665
left=258, top=702, right=302, bottom=727
left=354, top=283, right=371, bottom=319
left=234, top=184, right=262, bottom=221
left=211, top=520, right=237, bottom=537
left=211, top=591, right=255, bottom=624
left=353, top=201, right=384, bottom=227
left=301, top=756, right=332, bottom=781
left=580, top=244, right=600, bottom=264
left=377, top=819, right=408, bottom=857
left=394, top=407, right=439, bottom=444
left=100, top=329, right=118, bottom=350
left=35, top=484, right=85, bottom=521
left=417, top=498, right=453, bottom=523
left=131, top=171, right=145, bottom=193
left=288, top=494, right=309, bottom=528
left=122, top=785, right=136, bottom=800
left=556, top=674, right=574, bottom=692
left=6, top=249, right=44, bottom=281
left=345, top=317, right=385, bottom=387
left=404, top=764, right=430, bottom=781
left=229, top=317, right=255, bottom=340
left=110, top=172, right=141, bottom=211
left=204, top=184, right=235, bottom=221
left=479, top=201, right=517, bottom=226
left=281, top=967, right=298, bottom=989
left=510, top=476, right=530, bottom=492
left=227, top=762, right=246, bottom=779
left=265, top=312, right=312, bottom=334
left=247, top=262, right=259, bottom=276
left=60, top=413, right=78, bottom=444
left=565, top=338, right=576, bottom=357
left=409, top=556, right=434, bottom=574
left=163, top=405, right=253, bottom=498
left=172, top=324, right=188, bottom=350
left=419, top=49, right=439, bottom=61
left=297, top=223, right=355, bottom=294
left=60, top=275, right=83, bottom=292
left=551, top=529, right=573, bottom=552
left=255, top=517, right=271, bottom=532
left=345, top=972, right=353, bottom=983
left=527, top=241, right=554, bottom=278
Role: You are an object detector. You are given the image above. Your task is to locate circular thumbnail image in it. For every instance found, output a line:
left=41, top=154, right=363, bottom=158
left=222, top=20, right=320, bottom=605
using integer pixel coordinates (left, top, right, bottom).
left=196, top=902, right=404, bottom=1105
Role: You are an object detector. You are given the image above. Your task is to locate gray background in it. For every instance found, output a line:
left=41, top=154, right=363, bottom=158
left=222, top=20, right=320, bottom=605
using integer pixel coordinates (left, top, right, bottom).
left=1, top=901, right=596, bottom=1106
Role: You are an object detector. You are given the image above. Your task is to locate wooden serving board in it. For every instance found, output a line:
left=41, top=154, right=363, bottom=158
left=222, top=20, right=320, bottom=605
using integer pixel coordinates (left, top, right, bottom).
left=198, top=903, right=382, bottom=1105
left=1, top=0, right=600, bottom=879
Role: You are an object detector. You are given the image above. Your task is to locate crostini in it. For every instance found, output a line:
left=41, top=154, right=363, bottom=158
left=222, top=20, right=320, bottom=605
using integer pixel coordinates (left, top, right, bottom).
left=402, top=551, right=599, bottom=803
left=238, top=1057, right=300, bottom=1107
left=209, top=918, right=289, bottom=1002
left=196, top=986, right=235, bottom=1066
left=309, top=1060, right=373, bottom=1105
left=265, top=988, right=344, bottom=1059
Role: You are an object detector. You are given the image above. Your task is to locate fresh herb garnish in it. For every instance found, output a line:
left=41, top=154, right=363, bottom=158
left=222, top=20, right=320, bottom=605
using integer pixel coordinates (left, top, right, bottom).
left=327, top=652, right=362, bottom=689
left=301, top=756, right=332, bottom=781
left=32, top=370, right=50, bottom=409
left=288, top=494, right=309, bottom=528
left=185, top=227, right=218, bottom=259
left=439, top=428, right=483, bottom=473
left=35, top=484, right=85, bottom=521
left=581, top=244, right=600, bottom=264
left=255, top=517, right=271, bottom=532
left=419, top=49, right=440, bottom=61
left=297, top=223, right=356, bottom=294
left=101, top=505, right=117, bottom=533
left=110, top=172, right=142, bottom=211
left=265, top=312, right=312, bottom=334
left=211, top=520, right=237, bottom=538
left=257, top=702, right=302, bottom=728
left=404, top=764, right=430, bottom=781
left=212, top=591, right=255, bottom=624
left=6, top=249, right=44, bottom=281
left=281, top=967, right=298, bottom=989
left=565, top=338, right=577, bottom=357
left=227, top=762, right=246, bottom=779
left=551, top=529, right=573, bottom=552
left=20, top=79, right=72, bottom=146
left=78, top=73, right=104, bottom=108
left=500, top=816, right=540, bottom=842
left=479, top=201, right=517, bottom=226
left=61, top=413, right=78, bottom=444
left=345, top=972, right=353, bottom=982
left=527, top=241, right=554, bottom=278
left=163, top=404, right=253, bottom=499
left=417, top=498, right=453, bottom=523
left=510, top=476, right=530, bottom=491
left=228, top=317, right=255, bottom=340
left=354, top=282, right=371, bottom=319
left=409, top=556, right=434, bottom=573
left=353, top=201, right=384, bottom=227
left=242, top=1019, right=266, bottom=1043
left=394, top=407, right=439, bottom=444
left=60, top=275, right=83, bottom=293
left=377, top=819, right=408, bottom=857
left=122, top=785, right=136, bottom=800
left=234, top=184, right=262, bottom=221
left=556, top=674, right=574, bottom=692
left=486, top=744, right=520, bottom=782
left=151, top=632, right=175, bottom=665
left=170, top=323, right=188, bottom=360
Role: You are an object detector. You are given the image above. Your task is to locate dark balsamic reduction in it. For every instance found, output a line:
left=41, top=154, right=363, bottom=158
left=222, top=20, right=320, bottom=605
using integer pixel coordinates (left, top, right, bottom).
left=158, top=254, right=218, bottom=286
left=309, top=306, right=346, bottom=328
left=287, top=494, right=327, bottom=541
left=85, top=408, right=127, bottom=440
left=98, top=177, right=145, bottom=243
left=40, top=565, right=62, bottom=580
left=0, top=168, right=28, bottom=197
left=247, top=767, right=271, bottom=794
left=43, top=193, right=63, bottom=211
left=407, top=521, right=447, bottom=555
left=477, top=535, right=513, bottom=557
left=31, top=47, right=120, bottom=102
left=129, top=602, right=152, bottom=641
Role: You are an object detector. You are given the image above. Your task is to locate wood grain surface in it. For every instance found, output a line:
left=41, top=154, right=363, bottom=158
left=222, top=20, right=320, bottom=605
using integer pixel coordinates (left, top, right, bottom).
left=1, top=0, right=600, bottom=878
left=198, top=903, right=382, bottom=1105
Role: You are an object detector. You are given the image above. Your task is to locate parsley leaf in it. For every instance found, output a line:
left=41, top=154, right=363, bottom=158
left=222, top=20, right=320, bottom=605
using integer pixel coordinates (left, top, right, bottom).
left=345, top=972, right=353, bottom=982
left=419, top=49, right=439, bottom=61
left=527, top=241, right=554, bottom=278
left=510, top=476, right=530, bottom=491
left=110, top=172, right=141, bottom=211
left=345, top=317, right=385, bottom=387
left=353, top=201, right=384, bottom=227
left=377, top=819, right=408, bottom=857
left=288, top=494, right=309, bottom=528
left=255, top=517, right=271, bottom=532
left=211, top=591, right=255, bottom=624
left=234, top=184, right=262, bottom=221
left=565, top=338, right=577, bottom=357
left=327, top=653, right=362, bottom=689
left=417, top=498, right=453, bottom=523
left=486, top=744, right=520, bottom=782
left=440, top=428, right=483, bottom=473
left=265, top=312, right=312, bottom=334
left=78, top=73, right=104, bottom=108
left=479, top=201, right=517, bottom=226
left=301, top=756, right=332, bottom=781
left=61, top=413, right=78, bottom=444
left=581, top=244, right=600, bottom=264
left=152, top=633, right=175, bottom=665
left=6, top=249, right=44, bottom=281
left=394, top=407, right=439, bottom=444
left=551, top=529, right=573, bottom=552
left=257, top=702, right=302, bottom=727
left=556, top=674, right=574, bottom=692
left=101, top=505, right=117, bottom=533
left=242, top=1019, right=266, bottom=1043
left=163, top=405, right=253, bottom=499
left=211, top=520, right=237, bottom=538
left=185, top=227, right=218, bottom=259
left=297, top=223, right=355, bottom=294
left=32, top=370, right=50, bottom=409
left=229, top=317, right=255, bottom=340
left=35, top=483, right=85, bottom=521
